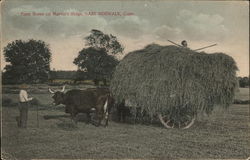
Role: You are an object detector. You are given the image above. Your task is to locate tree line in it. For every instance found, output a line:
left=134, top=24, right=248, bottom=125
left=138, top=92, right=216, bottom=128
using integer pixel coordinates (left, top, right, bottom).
left=2, top=29, right=123, bottom=85
left=238, top=76, right=250, bottom=88
left=2, top=29, right=249, bottom=88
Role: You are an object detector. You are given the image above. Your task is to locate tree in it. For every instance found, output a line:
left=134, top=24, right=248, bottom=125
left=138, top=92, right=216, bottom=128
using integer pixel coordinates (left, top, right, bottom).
left=73, top=70, right=88, bottom=84
left=3, top=39, right=51, bottom=84
left=74, top=30, right=123, bottom=85
left=85, top=29, right=124, bottom=55
left=73, top=47, right=119, bottom=85
left=239, top=76, right=250, bottom=88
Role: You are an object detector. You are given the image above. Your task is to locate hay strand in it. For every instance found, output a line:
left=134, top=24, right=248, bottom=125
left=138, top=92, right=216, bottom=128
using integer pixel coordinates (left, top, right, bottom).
left=110, top=44, right=238, bottom=120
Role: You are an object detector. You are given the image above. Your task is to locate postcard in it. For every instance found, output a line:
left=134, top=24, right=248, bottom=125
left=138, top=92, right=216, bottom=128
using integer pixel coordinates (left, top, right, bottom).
left=1, top=0, right=249, bottom=159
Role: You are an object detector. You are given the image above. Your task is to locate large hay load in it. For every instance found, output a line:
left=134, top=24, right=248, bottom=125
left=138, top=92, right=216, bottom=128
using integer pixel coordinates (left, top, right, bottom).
left=110, top=44, right=238, bottom=129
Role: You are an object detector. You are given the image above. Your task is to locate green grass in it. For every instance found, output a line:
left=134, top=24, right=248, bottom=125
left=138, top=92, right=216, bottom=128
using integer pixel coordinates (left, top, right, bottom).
left=1, top=86, right=249, bottom=159
left=235, top=88, right=249, bottom=100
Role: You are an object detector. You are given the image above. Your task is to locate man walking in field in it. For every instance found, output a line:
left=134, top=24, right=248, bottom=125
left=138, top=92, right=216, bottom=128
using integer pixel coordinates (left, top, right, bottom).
left=16, top=84, right=33, bottom=128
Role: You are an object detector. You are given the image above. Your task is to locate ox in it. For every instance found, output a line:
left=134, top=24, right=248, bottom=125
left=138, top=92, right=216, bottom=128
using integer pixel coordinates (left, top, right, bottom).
left=48, top=86, right=114, bottom=127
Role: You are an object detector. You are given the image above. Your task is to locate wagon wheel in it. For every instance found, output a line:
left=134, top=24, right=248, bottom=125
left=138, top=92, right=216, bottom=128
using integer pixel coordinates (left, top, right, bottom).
left=158, top=102, right=196, bottom=129
left=158, top=114, right=195, bottom=129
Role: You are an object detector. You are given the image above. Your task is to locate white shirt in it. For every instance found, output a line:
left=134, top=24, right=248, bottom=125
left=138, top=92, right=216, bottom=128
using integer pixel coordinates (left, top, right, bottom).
left=19, top=90, right=33, bottom=102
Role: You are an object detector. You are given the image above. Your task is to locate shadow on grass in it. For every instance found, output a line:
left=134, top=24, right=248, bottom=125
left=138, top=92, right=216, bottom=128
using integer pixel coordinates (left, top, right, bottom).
left=43, top=114, right=88, bottom=122
left=44, top=114, right=98, bottom=130
left=44, top=114, right=78, bottom=131
left=56, top=120, right=78, bottom=131
left=43, top=114, right=70, bottom=120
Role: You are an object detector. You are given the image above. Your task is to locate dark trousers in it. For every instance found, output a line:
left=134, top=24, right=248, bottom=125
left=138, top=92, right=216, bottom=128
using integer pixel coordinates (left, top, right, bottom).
left=16, top=102, right=29, bottom=128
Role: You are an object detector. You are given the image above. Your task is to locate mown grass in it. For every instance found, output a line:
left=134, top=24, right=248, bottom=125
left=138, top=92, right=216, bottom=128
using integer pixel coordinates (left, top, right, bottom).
left=235, top=87, right=249, bottom=100
left=1, top=86, right=249, bottom=159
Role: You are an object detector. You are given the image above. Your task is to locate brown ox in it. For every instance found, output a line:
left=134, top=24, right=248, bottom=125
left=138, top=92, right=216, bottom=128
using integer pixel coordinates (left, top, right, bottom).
left=49, top=86, right=114, bottom=127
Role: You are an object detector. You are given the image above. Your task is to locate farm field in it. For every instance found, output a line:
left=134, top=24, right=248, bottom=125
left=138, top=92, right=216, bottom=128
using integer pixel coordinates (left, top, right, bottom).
left=1, top=85, right=250, bottom=159
left=235, top=87, right=250, bottom=100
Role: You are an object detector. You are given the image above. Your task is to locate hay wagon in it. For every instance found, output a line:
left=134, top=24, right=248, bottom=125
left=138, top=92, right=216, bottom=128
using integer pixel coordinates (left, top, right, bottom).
left=110, top=44, right=238, bottom=129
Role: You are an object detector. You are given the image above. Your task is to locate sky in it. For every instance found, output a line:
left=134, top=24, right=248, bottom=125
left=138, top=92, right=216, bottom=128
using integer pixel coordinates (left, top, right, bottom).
left=1, top=0, right=249, bottom=76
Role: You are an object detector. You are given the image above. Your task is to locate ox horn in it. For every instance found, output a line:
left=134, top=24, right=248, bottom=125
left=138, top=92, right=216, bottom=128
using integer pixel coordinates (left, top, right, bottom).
left=61, top=85, right=65, bottom=92
left=48, top=88, right=55, bottom=94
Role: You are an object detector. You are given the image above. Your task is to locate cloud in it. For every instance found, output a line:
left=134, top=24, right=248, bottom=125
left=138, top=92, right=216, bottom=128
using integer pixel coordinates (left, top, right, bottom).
left=151, top=9, right=228, bottom=42
left=5, top=5, right=108, bottom=39
left=7, top=5, right=50, bottom=30
left=2, top=2, right=248, bottom=76
left=154, top=25, right=182, bottom=40
left=106, top=16, right=149, bottom=38
left=176, top=9, right=229, bottom=41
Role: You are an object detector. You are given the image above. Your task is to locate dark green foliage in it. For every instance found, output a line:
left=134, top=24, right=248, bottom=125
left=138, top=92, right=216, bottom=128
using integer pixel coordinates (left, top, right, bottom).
left=3, top=39, right=51, bottom=84
left=48, top=71, right=89, bottom=85
left=233, top=99, right=250, bottom=104
left=74, top=47, right=119, bottom=83
left=74, top=70, right=89, bottom=81
left=111, top=44, right=238, bottom=119
left=48, top=71, right=78, bottom=80
left=238, top=76, right=249, bottom=88
left=73, top=30, right=123, bottom=84
left=2, top=98, right=18, bottom=107
left=2, top=98, right=13, bottom=106
left=85, top=29, right=124, bottom=55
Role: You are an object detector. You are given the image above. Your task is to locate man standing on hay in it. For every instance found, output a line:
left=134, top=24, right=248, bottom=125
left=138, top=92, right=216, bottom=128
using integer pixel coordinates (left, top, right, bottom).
left=181, top=40, right=188, bottom=48
left=16, top=84, right=33, bottom=128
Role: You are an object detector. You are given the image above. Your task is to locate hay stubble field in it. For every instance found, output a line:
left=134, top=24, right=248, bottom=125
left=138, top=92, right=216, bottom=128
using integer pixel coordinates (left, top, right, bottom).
left=1, top=85, right=249, bottom=159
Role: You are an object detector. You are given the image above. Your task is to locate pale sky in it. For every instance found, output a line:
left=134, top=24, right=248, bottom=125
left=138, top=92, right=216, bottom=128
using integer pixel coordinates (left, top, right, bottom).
left=1, top=0, right=249, bottom=76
